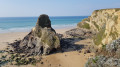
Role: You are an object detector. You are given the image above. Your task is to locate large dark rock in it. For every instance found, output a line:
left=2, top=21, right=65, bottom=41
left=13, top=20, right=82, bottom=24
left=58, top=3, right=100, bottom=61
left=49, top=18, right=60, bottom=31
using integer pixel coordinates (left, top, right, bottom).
left=18, top=14, right=60, bottom=55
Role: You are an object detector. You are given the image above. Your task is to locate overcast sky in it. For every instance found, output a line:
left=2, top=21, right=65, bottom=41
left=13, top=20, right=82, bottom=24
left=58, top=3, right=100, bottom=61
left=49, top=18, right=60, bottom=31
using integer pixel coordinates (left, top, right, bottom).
left=0, top=0, right=120, bottom=17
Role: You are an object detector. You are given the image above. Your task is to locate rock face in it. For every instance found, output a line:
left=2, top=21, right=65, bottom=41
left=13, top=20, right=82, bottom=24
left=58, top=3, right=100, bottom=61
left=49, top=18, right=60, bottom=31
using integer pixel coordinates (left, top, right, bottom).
left=64, top=28, right=95, bottom=38
left=77, top=8, right=120, bottom=46
left=19, top=14, right=60, bottom=55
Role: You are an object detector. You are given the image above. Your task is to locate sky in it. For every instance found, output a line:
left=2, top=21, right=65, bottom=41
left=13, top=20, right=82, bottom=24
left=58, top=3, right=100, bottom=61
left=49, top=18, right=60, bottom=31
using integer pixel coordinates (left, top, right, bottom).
left=0, top=0, right=120, bottom=17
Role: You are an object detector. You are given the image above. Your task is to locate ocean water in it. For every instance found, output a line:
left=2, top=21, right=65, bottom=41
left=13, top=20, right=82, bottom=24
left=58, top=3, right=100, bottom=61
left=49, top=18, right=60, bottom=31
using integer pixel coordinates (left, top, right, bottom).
left=0, top=16, right=88, bottom=33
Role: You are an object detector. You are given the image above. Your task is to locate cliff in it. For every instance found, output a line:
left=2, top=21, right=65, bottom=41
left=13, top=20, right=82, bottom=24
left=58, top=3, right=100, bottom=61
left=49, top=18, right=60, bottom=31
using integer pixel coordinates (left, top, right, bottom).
left=77, top=8, right=120, bottom=46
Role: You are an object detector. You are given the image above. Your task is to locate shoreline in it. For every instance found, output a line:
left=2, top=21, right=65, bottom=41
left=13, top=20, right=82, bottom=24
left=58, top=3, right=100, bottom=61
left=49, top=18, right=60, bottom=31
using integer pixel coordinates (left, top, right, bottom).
left=0, top=27, right=75, bottom=50
left=0, top=26, right=76, bottom=34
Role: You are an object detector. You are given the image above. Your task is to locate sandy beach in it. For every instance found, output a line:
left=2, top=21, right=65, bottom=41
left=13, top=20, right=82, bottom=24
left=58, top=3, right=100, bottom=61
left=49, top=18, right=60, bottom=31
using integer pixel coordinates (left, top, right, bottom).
left=0, top=28, right=74, bottom=49
left=0, top=28, right=94, bottom=67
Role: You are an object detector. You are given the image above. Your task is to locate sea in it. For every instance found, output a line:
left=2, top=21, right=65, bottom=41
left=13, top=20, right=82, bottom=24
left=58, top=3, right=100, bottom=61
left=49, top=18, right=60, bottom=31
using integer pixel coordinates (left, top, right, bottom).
left=0, top=16, right=88, bottom=33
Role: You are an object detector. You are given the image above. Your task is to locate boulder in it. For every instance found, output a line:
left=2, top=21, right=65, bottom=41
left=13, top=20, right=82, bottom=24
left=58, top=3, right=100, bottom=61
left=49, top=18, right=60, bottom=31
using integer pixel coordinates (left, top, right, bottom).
left=63, top=28, right=95, bottom=38
left=18, top=14, right=60, bottom=55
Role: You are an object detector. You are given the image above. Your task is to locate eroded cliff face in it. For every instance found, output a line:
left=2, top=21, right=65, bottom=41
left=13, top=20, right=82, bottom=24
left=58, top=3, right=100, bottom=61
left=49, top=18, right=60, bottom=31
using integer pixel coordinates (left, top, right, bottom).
left=77, top=8, right=120, bottom=46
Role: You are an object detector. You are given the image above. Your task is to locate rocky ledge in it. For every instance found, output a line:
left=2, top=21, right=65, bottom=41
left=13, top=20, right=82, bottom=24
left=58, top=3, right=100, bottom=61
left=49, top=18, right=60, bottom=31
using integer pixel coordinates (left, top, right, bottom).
left=63, top=28, right=95, bottom=39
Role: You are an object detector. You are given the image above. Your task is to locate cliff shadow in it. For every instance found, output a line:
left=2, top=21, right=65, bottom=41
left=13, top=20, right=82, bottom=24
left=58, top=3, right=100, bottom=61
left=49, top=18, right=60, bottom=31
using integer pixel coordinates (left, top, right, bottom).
left=50, top=37, right=88, bottom=54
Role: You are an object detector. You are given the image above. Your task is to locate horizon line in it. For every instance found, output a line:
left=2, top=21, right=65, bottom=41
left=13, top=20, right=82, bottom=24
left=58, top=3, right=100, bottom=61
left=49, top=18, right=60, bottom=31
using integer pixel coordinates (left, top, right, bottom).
left=0, top=15, right=90, bottom=18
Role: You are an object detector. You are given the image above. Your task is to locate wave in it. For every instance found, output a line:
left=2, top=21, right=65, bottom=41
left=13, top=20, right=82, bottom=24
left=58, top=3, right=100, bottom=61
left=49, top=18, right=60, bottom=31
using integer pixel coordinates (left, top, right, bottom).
left=52, top=23, right=77, bottom=29
left=0, top=27, right=32, bottom=33
left=0, top=24, right=76, bottom=33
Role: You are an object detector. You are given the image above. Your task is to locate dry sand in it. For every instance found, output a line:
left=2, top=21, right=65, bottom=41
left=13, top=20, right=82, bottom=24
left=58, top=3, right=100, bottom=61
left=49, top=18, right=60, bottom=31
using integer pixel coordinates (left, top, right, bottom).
left=0, top=28, right=94, bottom=67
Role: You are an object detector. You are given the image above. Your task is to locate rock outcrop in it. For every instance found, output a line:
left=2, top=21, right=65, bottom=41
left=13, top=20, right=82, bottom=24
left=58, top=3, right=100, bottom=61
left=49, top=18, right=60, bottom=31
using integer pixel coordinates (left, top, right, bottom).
left=17, top=14, right=60, bottom=55
left=63, top=28, right=95, bottom=38
left=77, top=8, right=120, bottom=46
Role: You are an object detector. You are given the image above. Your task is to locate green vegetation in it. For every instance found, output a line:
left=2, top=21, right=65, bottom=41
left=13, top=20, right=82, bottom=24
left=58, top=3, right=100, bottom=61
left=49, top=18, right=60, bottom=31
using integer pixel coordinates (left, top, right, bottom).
left=102, top=44, right=106, bottom=50
left=92, top=10, right=99, bottom=17
left=82, top=18, right=90, bottom=22
left=115, top=8, right=120, bottom=12
left=41, top=31, right=60, bottom=47
left=100, top=19, right=102, bottom=22
left=93, top=28, right=105, bottom=45
left=94, top=10, right=99, bottom=13
left=53, top=36, right=60, bottom=47
left=1, top=55, right=6, bottom=59
left=78, top=22, right=90, bottom=29
left=0, top=51, right=40, bottom=66
left=92, top=56, right=98, bottom=63
left=92, top=21, right=99, bottom=30
left=82, top=23, right=90, bottom=29
left=15, top=57, right=37, bottom=65
left=99, top=9, right=104, bottom=12
left=0, top=50, right=5, bottom=53
left=93, top=14, right=98, bottom=17
left=113, top=15, right=118, bottom=24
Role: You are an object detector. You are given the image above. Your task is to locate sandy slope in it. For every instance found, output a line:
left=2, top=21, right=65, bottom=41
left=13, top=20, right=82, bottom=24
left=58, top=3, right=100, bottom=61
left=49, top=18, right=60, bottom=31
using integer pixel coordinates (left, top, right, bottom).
left=37, top=38, right=94, bottom=67
left=0, top=28, right=94, bottom=67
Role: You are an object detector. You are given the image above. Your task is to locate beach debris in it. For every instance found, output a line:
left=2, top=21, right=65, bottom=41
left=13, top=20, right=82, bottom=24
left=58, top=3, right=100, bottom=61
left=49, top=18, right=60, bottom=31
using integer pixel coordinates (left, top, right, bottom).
left=78, top=50, right=82, bottom=53
left=59, top=64, right=61, bottom=66
left=41, top=61, right=44, bottom=64
left=84, top=49, right=91, bottom=54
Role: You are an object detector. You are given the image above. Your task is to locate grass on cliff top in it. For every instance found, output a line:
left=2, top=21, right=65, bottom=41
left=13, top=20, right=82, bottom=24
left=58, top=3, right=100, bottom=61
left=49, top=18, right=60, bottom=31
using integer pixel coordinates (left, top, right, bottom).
left=82, top=23, right=90, bottom=29
left=78, top=22, right=90, bottom=29
left=77, top=18, right=91, bottom=29
left=95, top=8, right=120, bottom=12
left=115, top=8, right=120, bottom=12
left=82, top=18, right=90, bottom=22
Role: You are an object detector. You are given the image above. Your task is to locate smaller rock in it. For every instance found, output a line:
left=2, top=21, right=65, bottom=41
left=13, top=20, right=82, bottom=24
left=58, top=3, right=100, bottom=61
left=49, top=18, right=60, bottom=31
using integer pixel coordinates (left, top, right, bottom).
left=49, top=64, right=51, bottom=66
left=59, top=64, right=61, bottom=66
left=78, top=50, right=82, bottom=53
left=20, top=54, right=25, bottom=57
left=85, top=49, right=91, bottom=53
left=41, top=62, right=44, bottom=64
left=84, top=52, right=86, bottom=54
left=65, top=55, right=67, bottom=56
